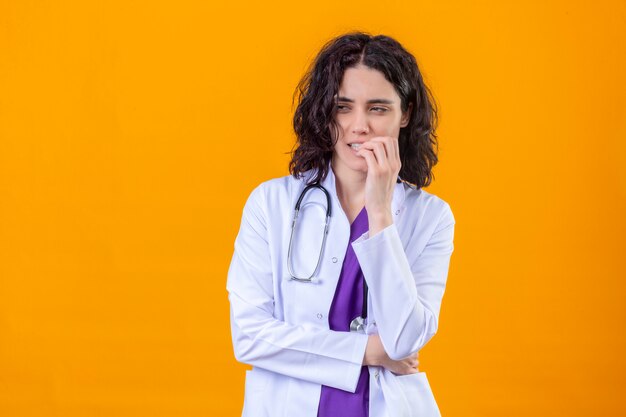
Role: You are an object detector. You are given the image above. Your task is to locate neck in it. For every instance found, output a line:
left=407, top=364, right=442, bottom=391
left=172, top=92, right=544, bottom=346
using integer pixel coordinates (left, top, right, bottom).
left=330, top=157, right=366, bottom=208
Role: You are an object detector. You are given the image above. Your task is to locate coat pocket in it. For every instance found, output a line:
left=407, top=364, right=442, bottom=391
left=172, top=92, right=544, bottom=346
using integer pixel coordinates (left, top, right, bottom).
left=395, top=371, right=441, bottom=417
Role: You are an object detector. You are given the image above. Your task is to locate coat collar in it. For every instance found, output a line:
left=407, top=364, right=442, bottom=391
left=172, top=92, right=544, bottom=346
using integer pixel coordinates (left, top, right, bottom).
left=312, top=160, right=406, bottom=218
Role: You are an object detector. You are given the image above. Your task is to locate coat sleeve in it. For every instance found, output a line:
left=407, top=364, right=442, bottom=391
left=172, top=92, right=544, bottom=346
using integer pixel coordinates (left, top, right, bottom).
left=351, top=201, right=455, bottom=361
left=226, top=183, right=369, bottom=393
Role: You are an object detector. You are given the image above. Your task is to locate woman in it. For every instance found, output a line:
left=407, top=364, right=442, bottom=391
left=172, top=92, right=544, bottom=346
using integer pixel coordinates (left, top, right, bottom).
left=227, top=32, right=455, bottom=417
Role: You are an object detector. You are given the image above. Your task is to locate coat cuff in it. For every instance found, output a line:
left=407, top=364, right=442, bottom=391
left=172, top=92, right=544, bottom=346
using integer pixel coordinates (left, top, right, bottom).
left=341, top=332, right=368, bottom=392
left=352, top=222, right=397, bottom=249
left=351, top=222, right=418, bottom=301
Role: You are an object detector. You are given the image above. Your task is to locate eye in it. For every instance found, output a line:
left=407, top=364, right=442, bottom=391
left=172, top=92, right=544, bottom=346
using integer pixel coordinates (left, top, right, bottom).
left=336, top=105, right=350, bottom=111
left=371, top=107, right=388, bottom=113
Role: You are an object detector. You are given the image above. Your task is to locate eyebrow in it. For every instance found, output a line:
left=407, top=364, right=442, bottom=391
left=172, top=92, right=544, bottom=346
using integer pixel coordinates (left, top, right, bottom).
left=335, top=96, right=395, bottom=105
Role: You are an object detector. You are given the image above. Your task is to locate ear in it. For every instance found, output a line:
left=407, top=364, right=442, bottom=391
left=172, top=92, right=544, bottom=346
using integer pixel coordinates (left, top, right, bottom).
left=400, top=102, right=413, bottom=128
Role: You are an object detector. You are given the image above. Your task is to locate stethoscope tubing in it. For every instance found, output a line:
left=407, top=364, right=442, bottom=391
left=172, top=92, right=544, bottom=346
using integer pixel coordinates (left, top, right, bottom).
left=287, top=184, right=332, bottom=282
left=287, top=183, right=368, bottom=326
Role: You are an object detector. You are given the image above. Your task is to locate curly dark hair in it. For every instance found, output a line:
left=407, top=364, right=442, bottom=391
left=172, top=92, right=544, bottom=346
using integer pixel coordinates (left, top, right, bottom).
left=288, top=31, right=440, bottom=189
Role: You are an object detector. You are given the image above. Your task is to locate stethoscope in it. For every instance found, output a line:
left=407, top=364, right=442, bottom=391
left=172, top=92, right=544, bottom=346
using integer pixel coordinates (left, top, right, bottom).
left=287, top=183, right=368, bottom=333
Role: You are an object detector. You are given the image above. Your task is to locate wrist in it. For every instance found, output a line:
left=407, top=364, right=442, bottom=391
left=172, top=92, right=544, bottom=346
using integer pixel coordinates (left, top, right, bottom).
left=364, top=336, right=374, bottom=366
left=368, top=211, right=393, bottom=237
left=364, top=335, right=384, bottom=366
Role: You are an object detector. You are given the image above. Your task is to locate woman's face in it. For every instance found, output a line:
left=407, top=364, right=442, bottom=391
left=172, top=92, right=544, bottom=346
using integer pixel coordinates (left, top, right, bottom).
left=331, top=63, right=412, bottom=176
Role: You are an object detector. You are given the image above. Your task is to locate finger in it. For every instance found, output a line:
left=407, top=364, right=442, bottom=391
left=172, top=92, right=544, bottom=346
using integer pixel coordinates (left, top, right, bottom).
left=372, top=137, right=399, bottom=173
left=372, top=142, right=388, bottom=168
left=393, top=137, right=400, bottom=171
left=370, top=138, right=391, bottom=169
left=358, top=147, right=377, bottom=171
left=399, top=358, right=415, bottom=368
left=360, top=141, right=387, bottom=168
left=369, top=137, right=391, bottom=161
left=400, top=366, right=419, bottom=375
left=383, top=136, right=400, bottom=173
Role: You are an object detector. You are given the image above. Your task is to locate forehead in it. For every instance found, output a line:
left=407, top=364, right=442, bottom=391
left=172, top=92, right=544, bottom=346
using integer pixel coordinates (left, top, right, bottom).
left=337, top=65, right=399, bottom=101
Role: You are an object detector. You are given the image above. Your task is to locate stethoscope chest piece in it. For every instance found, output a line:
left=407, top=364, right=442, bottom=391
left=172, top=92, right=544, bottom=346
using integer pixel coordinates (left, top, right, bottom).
left=350, top=316, right=366, bottom=333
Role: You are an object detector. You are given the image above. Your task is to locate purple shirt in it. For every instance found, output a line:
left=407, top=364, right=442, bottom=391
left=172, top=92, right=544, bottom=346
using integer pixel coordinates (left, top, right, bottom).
left=317, top=206, right=370, bottom=417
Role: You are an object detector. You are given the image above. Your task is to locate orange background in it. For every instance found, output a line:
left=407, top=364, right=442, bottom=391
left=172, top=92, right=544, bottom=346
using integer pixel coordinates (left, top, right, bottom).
left=1, top=1, right=625, bottom=416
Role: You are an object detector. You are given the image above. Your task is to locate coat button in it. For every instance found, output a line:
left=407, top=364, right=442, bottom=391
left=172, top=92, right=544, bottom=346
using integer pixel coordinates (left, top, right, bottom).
left=374, top=370, right=380, bottom=378
left=331, top=257, right=338, bottom=263
left=395, top=210, right=400, bottom=215
left=317, top=313, right=323, bottom=319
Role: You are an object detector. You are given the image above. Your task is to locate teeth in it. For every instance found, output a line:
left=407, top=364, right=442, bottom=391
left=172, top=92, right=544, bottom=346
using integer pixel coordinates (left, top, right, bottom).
left=350, top=143, right=361, bottom=149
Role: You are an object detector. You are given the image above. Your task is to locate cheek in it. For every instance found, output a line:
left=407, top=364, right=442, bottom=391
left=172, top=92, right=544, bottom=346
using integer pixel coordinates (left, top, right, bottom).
left=378, top=119, right=402, bottom=136
left=384, top=117, right=400, bottom=132
left=336, top=119, right=350, bottom=133
left=329, top=120, right=349, bottom=141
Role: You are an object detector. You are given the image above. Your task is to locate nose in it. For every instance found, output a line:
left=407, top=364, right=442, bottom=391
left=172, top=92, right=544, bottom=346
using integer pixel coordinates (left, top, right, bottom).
left=352, top=109, right=370, bottom=135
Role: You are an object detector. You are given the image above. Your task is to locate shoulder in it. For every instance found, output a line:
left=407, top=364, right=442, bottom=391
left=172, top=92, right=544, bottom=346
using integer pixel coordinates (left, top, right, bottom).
left=403, top=184, right=455, bottom=231
left=244, top=171, right=310, bottom=210
left=252, top=172, right=307, bottom=195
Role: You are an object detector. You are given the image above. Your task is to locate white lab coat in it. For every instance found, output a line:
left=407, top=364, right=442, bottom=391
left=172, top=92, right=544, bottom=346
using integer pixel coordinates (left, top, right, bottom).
left=227, top=161, right=455, bottom=417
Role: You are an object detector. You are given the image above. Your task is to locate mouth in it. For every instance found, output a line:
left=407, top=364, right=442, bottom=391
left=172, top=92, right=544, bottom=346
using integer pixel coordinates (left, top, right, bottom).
left=348, top=143, right=362, bottom=150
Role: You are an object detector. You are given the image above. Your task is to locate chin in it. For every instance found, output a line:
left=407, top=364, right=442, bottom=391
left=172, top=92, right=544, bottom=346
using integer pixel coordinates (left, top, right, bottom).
left=355, top=160, right=368, bottom=169
left=333, top=149, right=368, bottom=173
left=348, top=159, right=368, bottom=172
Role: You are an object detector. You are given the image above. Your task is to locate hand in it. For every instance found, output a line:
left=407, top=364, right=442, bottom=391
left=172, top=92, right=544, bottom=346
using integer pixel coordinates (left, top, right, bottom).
left=363, top=333, right=419, bottom=375
left=356, top=136, right=401, bottom=235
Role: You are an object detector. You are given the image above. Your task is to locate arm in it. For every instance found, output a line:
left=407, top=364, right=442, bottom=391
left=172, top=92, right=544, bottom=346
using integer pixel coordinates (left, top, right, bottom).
left=351, top=202, right=455, bottom=361
left=226, top=183, right=369, bottom=393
